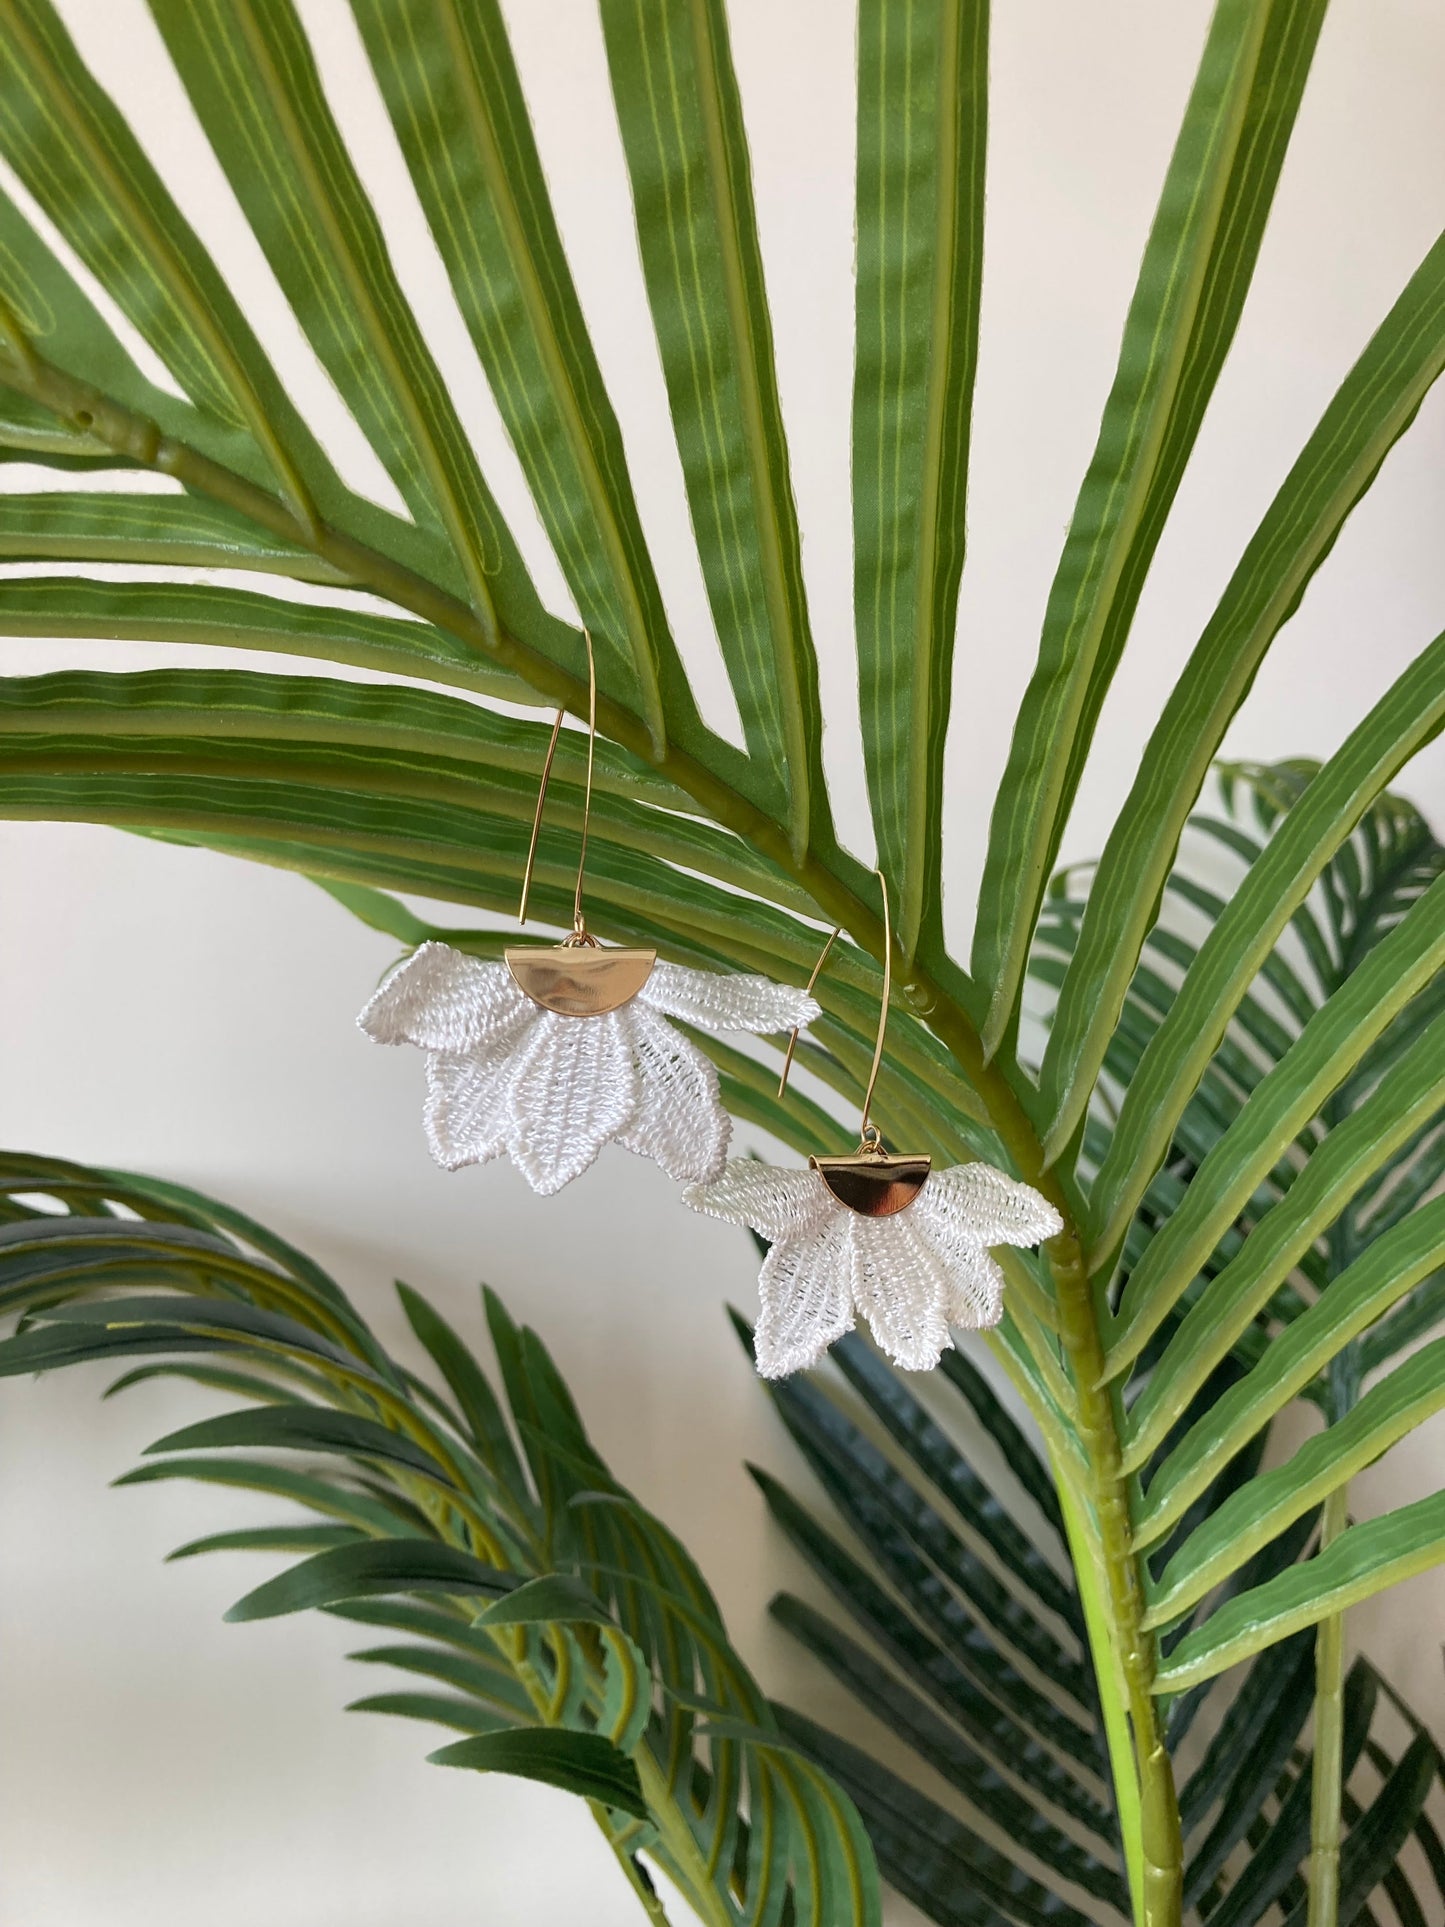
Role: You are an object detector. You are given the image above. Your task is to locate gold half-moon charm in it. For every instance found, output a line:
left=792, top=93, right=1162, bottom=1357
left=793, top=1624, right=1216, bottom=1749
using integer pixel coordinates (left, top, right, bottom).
left=811, top=1152, right=932, bottom=1218
left=505, top=945, right=656, bottom=1017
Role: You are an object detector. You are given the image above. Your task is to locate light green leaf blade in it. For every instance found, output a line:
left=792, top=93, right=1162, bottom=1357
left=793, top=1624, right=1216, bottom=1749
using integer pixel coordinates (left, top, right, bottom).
left=0, top=490, right=344, bottom=578
left=1090, top=630, right=1445, bottom=1273
left=0, top=0, right=321, bottom=523
left=0, top=576, right=526, bottom=701
left=1146, top=1335, right=1445, bottom=1626
left=852, top=0, right=987, bottom=957
left=148, top=0, right=504, bottom=623
left=1116, top=1006, right=1445, bottom=1436
left=349, top=0, right=683, bottom=761
left=0, top=664, right=698, bottom=823
left=1134, top=1194, right=1445, bottom=1549
left=1152, top=1491, right=1445, bottom=1694
left=599, top=0, right=826, bottom=853
left=972, top=0, right=1327, bottom=1047
left=1039, top=228, right=1445, bottom=1161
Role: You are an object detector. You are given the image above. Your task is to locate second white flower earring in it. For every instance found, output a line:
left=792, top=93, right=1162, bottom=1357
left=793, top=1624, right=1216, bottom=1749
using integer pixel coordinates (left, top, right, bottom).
left=686, top=875, right=1062, bottom=1376
left=359, top=633, right=819, bottom=1195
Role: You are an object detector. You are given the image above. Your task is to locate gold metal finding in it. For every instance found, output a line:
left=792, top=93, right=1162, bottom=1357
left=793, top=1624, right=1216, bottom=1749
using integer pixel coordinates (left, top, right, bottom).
left=511, top=626, right=655, bottom=1016
left=813, top=1140, right=932, bottom=1217
left=778, top=871, right=931, bottom=1217
left=505, top=944, right=656, bottom=1016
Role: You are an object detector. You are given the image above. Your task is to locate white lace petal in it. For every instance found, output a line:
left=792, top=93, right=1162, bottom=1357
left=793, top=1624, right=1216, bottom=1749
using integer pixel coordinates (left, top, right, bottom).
left=359, top=943, right=532, bottom=1052
left=684, top=1159, right=837, bottom=1242
left=925, top=1162, right=1063, bottom=1250
left=755, top=1212, right=855, bottom=1378
left=423, top=1047, right=518, bottom=1172
left=639, top=961, right=820, bottom=1036
left=505, top=1010, right=639, bottom=1195
left=938, top=1243, right=1008, bottom=1328
left=850, top=1215, right=954, bottom=1372
left=618, top=1005, right=730, bottom=1183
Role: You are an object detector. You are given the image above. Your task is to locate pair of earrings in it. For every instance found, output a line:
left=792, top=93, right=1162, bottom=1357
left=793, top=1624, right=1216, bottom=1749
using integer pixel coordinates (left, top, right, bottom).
left=360, top=636, right=1059, bottom=1378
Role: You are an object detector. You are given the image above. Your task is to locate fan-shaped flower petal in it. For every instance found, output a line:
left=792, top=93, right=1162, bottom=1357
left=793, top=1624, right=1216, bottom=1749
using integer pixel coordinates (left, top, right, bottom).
left=505, top=1010, right=638, bottom=1195
left=925, top=1163, right=1063, bottom=1249
left=684, top=1158, right=835, bottom=1243
left=640, top=961, right=819, bottom=1035
left=756, top=1208, right=855, bottom=1378
left=939, top=1244, right=1008, bottom=1328
left=361, top=941, right=829, bottom=1195
left=424, top=1047, right=515, bottom=1172
left=619, top=1005, right=729, bottom=1183
left=359, top=944, right=532, bottom=1053
left=849, top=1215, right=954, bottom=1372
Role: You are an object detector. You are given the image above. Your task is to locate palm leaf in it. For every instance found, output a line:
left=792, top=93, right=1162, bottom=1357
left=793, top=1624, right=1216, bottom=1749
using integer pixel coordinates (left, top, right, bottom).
left=2, top=6, right=1444, bottom=1924
left=0, top=1159, right=880, bottom=1926
left=756, top=763, right=1445, bottom=1924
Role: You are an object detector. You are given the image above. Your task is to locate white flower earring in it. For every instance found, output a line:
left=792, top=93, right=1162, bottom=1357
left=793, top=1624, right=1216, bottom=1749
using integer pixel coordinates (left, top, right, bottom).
left=685, top=874, right=1062, bottom=1377
left=359, top=632, right=820, bottom=1195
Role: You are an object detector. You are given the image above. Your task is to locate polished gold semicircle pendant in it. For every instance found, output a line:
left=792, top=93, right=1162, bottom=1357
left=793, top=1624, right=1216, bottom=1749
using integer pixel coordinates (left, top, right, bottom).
left=810, top=1150, right=932, bottom=1218
left=505, top=943, right=657, bottom=1017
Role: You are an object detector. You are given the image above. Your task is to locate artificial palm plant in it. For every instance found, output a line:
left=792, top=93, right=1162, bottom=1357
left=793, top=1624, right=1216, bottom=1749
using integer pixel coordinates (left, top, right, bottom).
left=0, top=2, right=1442, bottom=1925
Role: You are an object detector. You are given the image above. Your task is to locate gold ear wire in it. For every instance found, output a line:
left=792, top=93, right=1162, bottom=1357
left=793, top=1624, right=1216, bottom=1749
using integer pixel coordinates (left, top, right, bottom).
left=859, top=868, right=893, bottom=1145
left=777, top=924, right=840, bottom=1097
left=777, top=869, right=895, bottom=1147
left=518, top=627, right=597, bottom=937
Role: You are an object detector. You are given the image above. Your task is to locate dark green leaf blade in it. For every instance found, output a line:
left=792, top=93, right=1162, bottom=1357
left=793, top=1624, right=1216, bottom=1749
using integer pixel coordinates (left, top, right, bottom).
left=224, top=1539, right=515, bottom=1623
left=430, top=1727, right=648, bottom=1820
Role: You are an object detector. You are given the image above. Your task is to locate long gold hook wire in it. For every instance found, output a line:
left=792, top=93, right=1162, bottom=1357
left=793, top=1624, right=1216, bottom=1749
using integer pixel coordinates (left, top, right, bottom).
left=517, top=628, right=597, bottom=937
left=574, top=626, right=596, bottom=935
left=860, top=868, right=893, bottom=1142
left=776, top=869, right=894, bottom=1149
left=776, top=924, right=840, bottom=1097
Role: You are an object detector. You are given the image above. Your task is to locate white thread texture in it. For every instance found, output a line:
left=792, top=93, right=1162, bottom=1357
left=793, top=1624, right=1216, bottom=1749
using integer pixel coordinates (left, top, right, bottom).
left=641, top=961, right=820, bottom=1035
left=360, top=944, right=818, bottom=1194
left=686, top=1157, right=1063, bottom=1376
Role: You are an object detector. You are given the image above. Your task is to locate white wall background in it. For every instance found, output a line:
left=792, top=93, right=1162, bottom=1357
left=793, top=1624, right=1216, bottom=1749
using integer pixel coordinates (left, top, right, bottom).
left=2, top=2, right=1444, bottom=1922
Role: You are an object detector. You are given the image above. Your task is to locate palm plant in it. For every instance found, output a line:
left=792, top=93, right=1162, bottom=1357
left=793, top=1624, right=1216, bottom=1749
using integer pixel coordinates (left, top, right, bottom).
left=751, top=763, right=1445, bottom=1926
left=0, top=3, right=1442, bottom=1925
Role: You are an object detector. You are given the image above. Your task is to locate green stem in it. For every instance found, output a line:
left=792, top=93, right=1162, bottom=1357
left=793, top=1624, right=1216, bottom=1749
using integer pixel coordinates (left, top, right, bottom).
left=1307, top=1485, right=1350, bottom=1927
left=1055, top=1469, right=1145, bottom=1923
left=634, top=1750, right=737, bottom=1927
left=1051, top=1228, right=1181, bottom=1927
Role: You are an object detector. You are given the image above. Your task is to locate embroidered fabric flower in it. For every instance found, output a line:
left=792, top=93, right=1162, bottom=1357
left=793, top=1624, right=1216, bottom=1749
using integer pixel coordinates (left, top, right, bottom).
left=685, top=1158, right=1063, bottom=1377
left=359, top=942, right=819, bottom=1196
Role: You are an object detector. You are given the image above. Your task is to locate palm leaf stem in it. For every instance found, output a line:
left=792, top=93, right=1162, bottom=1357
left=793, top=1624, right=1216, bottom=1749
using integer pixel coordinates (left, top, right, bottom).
left=1307, top=1485, right=1351, bottom=1927
left=1054, top=1470, right=1145, bottom=1922
left=1052, top=1228, right=1180, bottom=1927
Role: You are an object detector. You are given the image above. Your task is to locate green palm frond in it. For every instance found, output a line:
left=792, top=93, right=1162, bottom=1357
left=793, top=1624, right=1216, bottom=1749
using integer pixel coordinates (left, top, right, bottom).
left=759, top=765, right=1445, bottom=1924
left=2, top=4, right=1443, bottom=1925
left=0, top=1155, right=879, bottom=1927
